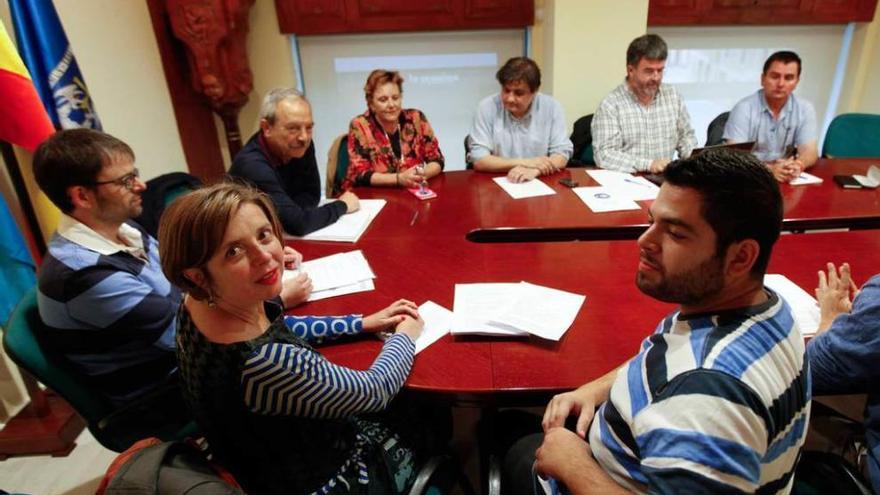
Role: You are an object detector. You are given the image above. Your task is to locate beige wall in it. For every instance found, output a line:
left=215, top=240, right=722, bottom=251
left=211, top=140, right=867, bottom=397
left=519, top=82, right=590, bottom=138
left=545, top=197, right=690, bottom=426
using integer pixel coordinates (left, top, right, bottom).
left=212, top=1, right=299, bottom=168
left=533, top=0, right=649, bottom=129
left=1, top=1, right=189, bottom=181
left=839, top=6, right=880, bottom=114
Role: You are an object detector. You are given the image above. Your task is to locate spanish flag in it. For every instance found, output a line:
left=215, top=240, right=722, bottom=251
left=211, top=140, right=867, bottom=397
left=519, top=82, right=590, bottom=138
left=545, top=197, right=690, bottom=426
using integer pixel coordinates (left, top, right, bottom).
left=0, top=21, right=58, bottom=240
left=0, top=22, right=53, bottom=151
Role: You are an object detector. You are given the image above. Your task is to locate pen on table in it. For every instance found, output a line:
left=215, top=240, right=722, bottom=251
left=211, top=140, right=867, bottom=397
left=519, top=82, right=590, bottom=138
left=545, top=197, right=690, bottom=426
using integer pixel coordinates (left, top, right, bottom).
left=410, top=209, right=420, bottom=226
left=623, top=177, right=651, bottom=188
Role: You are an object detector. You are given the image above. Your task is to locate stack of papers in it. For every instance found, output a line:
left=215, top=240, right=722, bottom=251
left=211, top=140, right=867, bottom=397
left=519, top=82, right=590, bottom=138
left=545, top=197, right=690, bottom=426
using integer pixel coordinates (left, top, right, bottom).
left=587, top=170, right=660, bottom=201
left=493, top=177, right=556, bottom=199
left=789, top=172, right=823, bottom=186
left=299, top=199, right=386, bottom=242
left=764, top=274, right=820, bottom=336
left=451, top=282, right=586, bottom=341
left=283, top=250, right=376, bottom=301
left=572, top=187, right=641, bottom=213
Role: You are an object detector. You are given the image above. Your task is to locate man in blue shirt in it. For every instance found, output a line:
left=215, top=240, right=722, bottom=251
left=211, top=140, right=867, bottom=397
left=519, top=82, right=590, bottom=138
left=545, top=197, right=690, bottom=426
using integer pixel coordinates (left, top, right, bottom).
left=807, top=263, right=880, bottom=492
left=468, top=57, right=573, bottom=183
left=723, top=51, right=818, bottom=183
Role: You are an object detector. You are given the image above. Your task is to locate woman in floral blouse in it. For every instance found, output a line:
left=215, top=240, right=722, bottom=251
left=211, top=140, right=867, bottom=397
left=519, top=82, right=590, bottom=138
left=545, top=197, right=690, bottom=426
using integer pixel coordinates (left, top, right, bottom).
left=343, top=70, right=444, bottom=191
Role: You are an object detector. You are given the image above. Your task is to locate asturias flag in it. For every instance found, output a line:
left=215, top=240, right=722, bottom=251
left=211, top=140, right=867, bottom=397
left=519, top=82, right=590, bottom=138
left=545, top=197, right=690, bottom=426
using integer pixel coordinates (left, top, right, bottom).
left=9, top=0, right=101, bottom=130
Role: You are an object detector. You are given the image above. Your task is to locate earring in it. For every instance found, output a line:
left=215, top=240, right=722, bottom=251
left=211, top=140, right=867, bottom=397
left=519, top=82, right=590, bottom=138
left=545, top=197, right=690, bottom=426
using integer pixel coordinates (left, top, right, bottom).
left=206, top=289, right=217, bottom=308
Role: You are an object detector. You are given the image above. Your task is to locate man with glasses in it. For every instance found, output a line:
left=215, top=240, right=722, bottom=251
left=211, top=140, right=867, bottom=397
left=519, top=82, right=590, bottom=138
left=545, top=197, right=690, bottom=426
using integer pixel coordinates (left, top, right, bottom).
left=33, top=129, right=183, bottom=406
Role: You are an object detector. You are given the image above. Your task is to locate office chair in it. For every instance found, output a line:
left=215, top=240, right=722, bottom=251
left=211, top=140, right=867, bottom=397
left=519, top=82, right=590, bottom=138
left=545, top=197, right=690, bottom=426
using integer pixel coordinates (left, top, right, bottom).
left=569, top=113, right=595, bottom=166
left=132, top=172, right=201, bottom=238
left=326, top=134, right=350, bottom=196
left=3, top=287, right=197, bottom=453
left=464, top=134, right=474, bottom=170
left=793, top=451, right=873, bottom=495
left=409, top=452, right=475, bottom=495
left=822, top=113, right=880, bottom=158
left=705, top=111, right=730, bottom=146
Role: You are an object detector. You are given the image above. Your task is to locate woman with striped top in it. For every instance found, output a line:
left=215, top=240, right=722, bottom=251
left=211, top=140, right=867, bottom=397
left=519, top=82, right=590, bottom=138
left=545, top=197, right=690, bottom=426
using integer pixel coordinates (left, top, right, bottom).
left=158, top=182, right=429, bottom=494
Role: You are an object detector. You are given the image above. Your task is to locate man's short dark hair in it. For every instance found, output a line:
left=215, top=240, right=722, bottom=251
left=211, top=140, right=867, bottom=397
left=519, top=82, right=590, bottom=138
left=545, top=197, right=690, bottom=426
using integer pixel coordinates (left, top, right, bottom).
left=763, top=50, right=802, bottom=77
left=496, top=57, right=541, bottom=92
left=33, top=129, right=135, bottom=213
left=663, top=149, right=782, bottom=277
left=627, top=34, right=668, bottom=67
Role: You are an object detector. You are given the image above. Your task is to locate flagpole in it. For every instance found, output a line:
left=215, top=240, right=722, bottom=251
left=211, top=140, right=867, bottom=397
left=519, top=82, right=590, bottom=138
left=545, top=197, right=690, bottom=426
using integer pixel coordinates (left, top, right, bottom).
left=0, top=140, right=46, bottom=257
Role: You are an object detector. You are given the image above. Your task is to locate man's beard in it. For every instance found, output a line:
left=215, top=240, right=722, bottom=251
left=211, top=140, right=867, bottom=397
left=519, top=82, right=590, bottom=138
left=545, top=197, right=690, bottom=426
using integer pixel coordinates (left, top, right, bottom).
left=636, top=254, right=725, bottom=306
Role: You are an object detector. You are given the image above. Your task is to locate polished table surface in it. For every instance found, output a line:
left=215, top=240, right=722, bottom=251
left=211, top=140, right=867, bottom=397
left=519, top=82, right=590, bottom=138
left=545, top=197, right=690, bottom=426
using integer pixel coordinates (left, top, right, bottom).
left=377, top=159, right=879, bottom=242
left=289, top=170, right=880, bottom=402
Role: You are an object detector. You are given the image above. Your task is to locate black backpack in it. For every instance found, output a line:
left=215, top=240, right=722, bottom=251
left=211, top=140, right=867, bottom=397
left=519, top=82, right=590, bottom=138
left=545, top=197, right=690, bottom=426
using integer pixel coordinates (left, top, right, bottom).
left=99, top=438, right=244, bottom=494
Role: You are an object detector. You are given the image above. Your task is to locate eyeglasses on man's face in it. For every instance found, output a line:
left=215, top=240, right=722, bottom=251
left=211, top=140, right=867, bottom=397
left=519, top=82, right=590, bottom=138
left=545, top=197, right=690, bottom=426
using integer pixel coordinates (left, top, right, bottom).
left=92, top=168, right=141, bottom=190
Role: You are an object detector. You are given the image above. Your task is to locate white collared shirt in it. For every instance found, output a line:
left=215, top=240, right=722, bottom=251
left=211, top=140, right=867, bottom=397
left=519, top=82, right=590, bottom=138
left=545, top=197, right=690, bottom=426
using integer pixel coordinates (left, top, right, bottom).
left=57, top=214, right=147, bottom=261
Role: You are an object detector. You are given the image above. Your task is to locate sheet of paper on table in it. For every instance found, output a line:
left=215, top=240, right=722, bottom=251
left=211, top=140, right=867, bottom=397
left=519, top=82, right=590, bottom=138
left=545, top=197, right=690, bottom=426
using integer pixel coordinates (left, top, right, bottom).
left=586, top=169, right=659, bottom=201
left=489, top=282, right=585, bottom=341
left=764, top=274, right=820, bottom=336
left=789, top=172, right=823, bottom=186
left=452, top=282, right=585, bottom=340
left=492, top=177, right=556, bottom=199
left=854, top=165, right=880, bottom=188
left=296, top=199, right=386, bottom=242
left=414, top=300, right=453, bottom=354
left=572, top=186, right=641, bottom=213
left=283, top=250, right=375, bottom=301
left=452, top=283, right=530, bottom=336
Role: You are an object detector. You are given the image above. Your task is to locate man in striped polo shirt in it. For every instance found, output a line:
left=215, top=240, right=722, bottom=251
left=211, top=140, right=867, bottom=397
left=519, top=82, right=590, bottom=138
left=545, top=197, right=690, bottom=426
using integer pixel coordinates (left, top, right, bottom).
left=508, top=149, right=810, bottom=494
left=33, top=129, right=183, bottom=407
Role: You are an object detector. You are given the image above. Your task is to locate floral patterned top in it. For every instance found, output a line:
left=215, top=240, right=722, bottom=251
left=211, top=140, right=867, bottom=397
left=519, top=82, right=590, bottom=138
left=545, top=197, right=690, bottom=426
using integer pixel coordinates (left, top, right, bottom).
left=343, top=108, right=444, bottom=191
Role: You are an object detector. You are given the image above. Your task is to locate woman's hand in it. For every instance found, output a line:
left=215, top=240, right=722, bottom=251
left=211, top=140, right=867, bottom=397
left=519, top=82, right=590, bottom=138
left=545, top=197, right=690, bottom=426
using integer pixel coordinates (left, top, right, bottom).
left=282, top=246, right=303, bottom=270
left=363, top=299, right=420, bottom=332
left=397, top=167, right=425, bottom=189
left=281, top=272, right=312, bottom=308
left=394, top=315, right=424, bottom=341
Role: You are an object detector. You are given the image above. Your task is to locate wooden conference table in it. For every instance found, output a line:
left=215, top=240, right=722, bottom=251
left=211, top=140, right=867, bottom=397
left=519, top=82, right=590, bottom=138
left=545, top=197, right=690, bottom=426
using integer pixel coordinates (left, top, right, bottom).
left=289, top=165, right=880, bottom=404
left=463, top=158, right=880, bottom=242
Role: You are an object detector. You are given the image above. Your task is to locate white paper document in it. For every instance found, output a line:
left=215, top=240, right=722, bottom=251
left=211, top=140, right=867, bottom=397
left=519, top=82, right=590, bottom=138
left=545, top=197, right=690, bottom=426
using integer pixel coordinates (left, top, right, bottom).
left=298, top=199, right=386, bottom=242
left=308, top=279, right=374, bottom=302
left=572, top=186, right=642, bottom=213
left=414, top=301, right=453, bottom=354
left=789, top=172, right=823, bottom=186
left=283, top=250, right=375, bottom=301
left=764, top=274, right=820, bottom=336
left=586, top=170, right=660, bottom=201
left=492, top=177, right=556, bottom=199
left=452, top=282, right=585, bottom=340
left=452, top=283, right=530, bottom=336
left=854, top=165, right=880, bottom=188
left=489, top=282, right=586, bottom=341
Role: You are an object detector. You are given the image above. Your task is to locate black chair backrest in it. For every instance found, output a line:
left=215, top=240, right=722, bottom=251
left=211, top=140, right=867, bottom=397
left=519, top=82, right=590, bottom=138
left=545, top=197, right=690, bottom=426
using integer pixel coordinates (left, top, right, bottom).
left=570, top=114, right=594, bottom=166
left=133, top=172, right=202, bottom=238
left=464, top=135, right=474, bottom=170
left=705, top=111, right=730, bottom=146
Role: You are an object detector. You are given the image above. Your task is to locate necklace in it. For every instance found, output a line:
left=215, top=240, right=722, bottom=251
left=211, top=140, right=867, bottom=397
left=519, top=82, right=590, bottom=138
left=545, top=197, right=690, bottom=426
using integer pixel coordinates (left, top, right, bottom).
left=380, top=122, right=404, bottom=171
